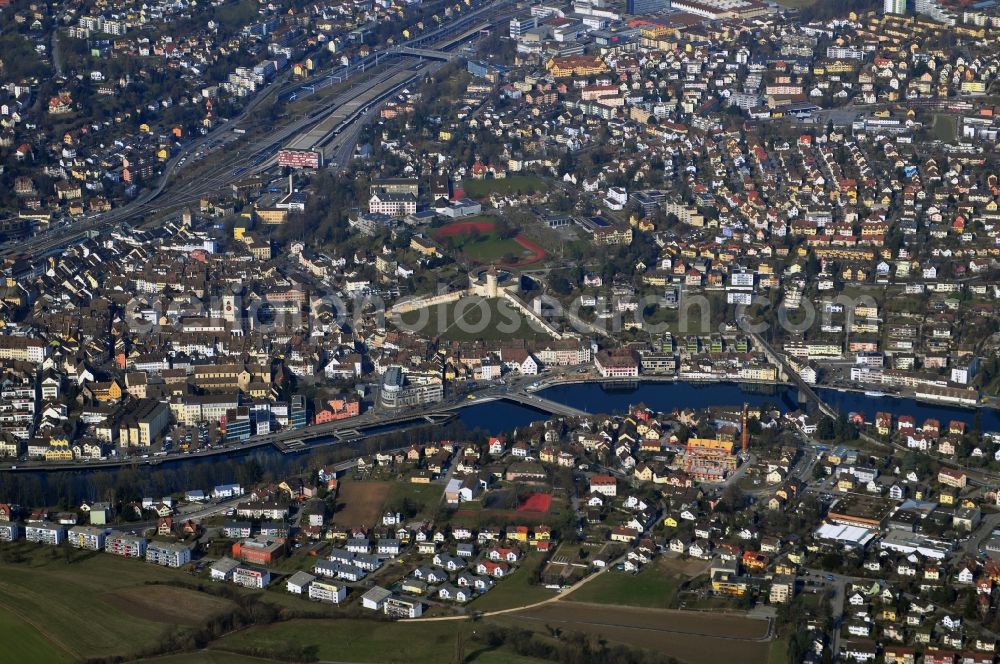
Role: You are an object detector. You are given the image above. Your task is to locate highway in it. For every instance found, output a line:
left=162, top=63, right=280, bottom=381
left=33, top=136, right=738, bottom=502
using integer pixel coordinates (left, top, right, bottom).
left=0, top=0, right=513, bottom=261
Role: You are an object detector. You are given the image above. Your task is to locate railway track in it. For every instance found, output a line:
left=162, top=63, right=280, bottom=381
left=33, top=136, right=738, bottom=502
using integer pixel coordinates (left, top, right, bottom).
left=0, top=0, right=514, bottom=261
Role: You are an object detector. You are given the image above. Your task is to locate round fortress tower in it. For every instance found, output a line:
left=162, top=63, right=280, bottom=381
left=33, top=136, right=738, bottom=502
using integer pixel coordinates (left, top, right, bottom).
left=486, top=265, right=498, bottom=298
left=468, top=266, right=518, bottom=298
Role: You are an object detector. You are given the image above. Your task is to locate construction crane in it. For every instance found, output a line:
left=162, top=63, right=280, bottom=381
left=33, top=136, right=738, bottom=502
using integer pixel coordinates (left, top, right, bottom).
left=741, top=402, right=749, bottom=455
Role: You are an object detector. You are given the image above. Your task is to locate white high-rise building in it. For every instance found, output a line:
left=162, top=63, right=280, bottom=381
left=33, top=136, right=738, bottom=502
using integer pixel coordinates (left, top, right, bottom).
left=508, top=16, right=537, bottom=39
left=915, top=0, right=957, bottom=24
left=884, top=0, right=906, bottom=14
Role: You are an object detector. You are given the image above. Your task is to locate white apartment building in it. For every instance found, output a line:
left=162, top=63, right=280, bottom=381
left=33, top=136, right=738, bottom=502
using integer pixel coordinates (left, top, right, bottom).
left=25, top=523, right=64, bottom=545
left=146, top=542, right=192, bottom=567
left=308, top=579, right=347, bottom=604
left=233, top=565, right=270, bottom=588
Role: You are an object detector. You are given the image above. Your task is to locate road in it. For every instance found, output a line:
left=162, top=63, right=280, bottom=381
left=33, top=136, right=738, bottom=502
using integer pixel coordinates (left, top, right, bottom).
left=802, top=568, right=853, bottom=659
left=117, top=492, right=256, bottom=535
left=411, top=549, right=774, bottom=649
left=3, top=409, right=454, bottom=472
left=1, top=367, right=583, bottom=472
left=962, top=511, right=1000, bottom=557
left=50, top=29, right=63, bottom=77
left=126, top=455, right=369, bottom=533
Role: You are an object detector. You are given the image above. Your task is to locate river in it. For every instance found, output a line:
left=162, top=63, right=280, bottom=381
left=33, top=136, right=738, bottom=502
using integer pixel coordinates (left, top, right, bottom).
left=6, top=381, right=999, bottom=503
left=458, top=381, right=1000, bottom=433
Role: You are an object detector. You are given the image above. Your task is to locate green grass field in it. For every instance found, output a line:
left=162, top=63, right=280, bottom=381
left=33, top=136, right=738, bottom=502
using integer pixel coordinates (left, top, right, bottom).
left=459, top=233, right=526, bottom=262
left=0, top=546, right=184, bottom=659
left=494, top=602, right=771, bottom=664
left=467, top=551, right=556, bottom=611
left=932, top=114, right=957, bottom=142
left=566, top=564, right=678, bottom=608
left=211, top=618, right=547, bottom=664
left=384, top=481, right=444, bottom=519
left=433, top=218, right=529, bottom=264
left=138, top=653, right=285, bottom=664
left=0, top=543, right=555, bottom=664
left=0, top=611, right=74, bottom=663
left=0, top=543, right=240, bottom=660
left=768, top=636, right=790, bottom=664
left=462, top=175, right=546, bottom=198
left=432, top=216, right=546, bottom=267
left=396, top=296, right=554, bottom=341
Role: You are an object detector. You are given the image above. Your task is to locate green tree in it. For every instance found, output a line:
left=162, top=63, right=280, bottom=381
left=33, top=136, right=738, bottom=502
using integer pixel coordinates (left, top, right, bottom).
left=817, top=416, right=836, bottom=441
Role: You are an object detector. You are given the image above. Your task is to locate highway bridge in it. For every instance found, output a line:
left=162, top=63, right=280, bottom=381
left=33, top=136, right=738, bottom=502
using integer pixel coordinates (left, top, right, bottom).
left=500, top=392, right=591, bottom=418
left=448, top=391, right=592, bottom=419
left=738, top=316, right=837, bottom=418
left=394, top=46, right=460, bottom=60
left=273, top=411, right=456, bottom=452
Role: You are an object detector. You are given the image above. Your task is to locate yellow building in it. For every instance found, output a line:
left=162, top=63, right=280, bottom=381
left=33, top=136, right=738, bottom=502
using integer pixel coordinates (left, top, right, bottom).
left=118, top=399, right=171, bottom=448
left=634, top=465, right=653, bottom=481
left=592, top=225, right=633, bottom=246
left=45, top=436, right=74, bottom=461
left=511, top=526, right=530, bottom=542
left=739, top=364, right=778, bottom=381
left=243, top=235, right=272, bottom=261
left=410, top=235, right=440, bottom=256
left=635, top=20, right=676, bottom=39
left=711, top=571, right=748, bottom=596
left=88, top=379, right=123, bottom=403
left=825, top=61, right=857, bottom=74
left=255, top=207, right=288, bottom=225
left=687, top=438, right=734, bottom=453
left=545, top=55, right=608, bottom=78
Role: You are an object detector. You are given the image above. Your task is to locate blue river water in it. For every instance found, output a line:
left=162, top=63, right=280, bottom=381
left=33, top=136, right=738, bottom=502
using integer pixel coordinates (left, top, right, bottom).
left=456, top=382, right=1000, bottom=434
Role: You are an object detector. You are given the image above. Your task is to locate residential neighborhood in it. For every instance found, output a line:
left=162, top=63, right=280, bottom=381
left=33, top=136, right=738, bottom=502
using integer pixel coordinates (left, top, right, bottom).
left=2, top=0, right=1000, bottom=661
